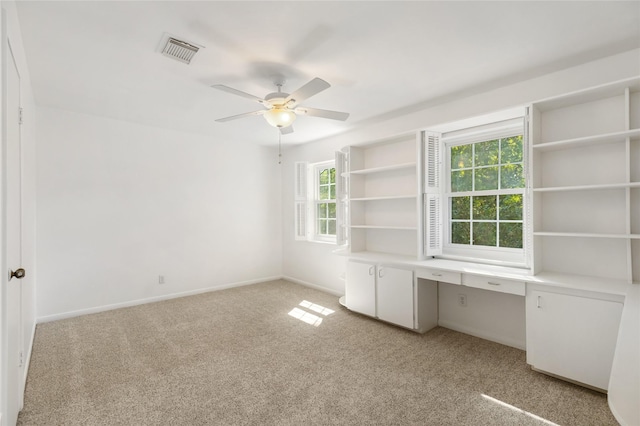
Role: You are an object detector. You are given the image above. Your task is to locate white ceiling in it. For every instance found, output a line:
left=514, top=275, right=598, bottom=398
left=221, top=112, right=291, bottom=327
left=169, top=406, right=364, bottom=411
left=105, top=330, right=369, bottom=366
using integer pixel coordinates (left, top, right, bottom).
left=14, top=1, right=640, bottom=146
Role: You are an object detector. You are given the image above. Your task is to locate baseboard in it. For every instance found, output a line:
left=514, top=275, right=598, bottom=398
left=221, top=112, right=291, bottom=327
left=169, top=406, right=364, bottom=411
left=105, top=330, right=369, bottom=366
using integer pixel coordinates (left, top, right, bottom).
left=36, top=276, right=283, bottom=323
left=438, top=319, right=526, bottom=350
left=282, top=276, right=343, bottom=297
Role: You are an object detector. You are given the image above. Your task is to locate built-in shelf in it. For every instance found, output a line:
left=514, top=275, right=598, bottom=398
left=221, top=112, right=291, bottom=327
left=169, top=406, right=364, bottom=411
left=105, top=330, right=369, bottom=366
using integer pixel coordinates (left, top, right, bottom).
left=533, top=182, right=640, bottom=192
left=350, top=195, right=417, bottom=201
left=351, top=225, right=417, bottom=230
left=346, top=162, right=416, bottom=176
left=533, top=129, right=640, bottom=152
left=534, top=76, right=640, bottom=112
left=534, top=232, right=640, bottom=239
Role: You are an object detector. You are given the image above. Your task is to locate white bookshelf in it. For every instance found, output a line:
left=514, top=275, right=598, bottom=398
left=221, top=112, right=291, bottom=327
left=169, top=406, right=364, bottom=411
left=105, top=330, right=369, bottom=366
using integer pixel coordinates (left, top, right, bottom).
left=530, top=76, right=640, bottom=284
left=342, top=134, right=422, bottom=259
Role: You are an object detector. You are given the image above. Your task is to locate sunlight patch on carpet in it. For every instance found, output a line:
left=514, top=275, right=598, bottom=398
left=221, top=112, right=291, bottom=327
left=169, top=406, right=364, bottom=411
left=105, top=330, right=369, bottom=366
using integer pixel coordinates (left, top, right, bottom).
left=299, top=300, right=335, bottom=316
left=288, top=300, right=335, bottom=327
left=481, top=394, right=559, bottom=425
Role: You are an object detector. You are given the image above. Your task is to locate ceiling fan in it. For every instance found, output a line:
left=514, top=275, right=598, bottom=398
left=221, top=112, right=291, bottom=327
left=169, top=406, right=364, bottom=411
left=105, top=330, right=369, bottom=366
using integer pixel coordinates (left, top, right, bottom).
left=212, top=77, right=349, bottom=135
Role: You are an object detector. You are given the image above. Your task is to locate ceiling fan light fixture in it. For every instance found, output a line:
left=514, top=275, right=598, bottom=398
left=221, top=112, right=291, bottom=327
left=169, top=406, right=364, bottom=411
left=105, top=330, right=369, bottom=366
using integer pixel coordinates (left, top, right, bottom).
left=264, top=107, right=296, bottom=128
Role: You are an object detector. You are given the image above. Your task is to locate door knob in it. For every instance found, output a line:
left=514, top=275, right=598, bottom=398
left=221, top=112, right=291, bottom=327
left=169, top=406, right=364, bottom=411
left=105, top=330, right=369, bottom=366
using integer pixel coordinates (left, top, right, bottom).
left=9, top=268, right=25, bottom=281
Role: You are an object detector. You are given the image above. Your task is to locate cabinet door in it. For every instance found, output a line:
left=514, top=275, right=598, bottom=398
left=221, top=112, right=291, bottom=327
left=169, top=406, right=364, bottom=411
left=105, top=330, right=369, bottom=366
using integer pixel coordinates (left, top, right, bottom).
left=377, top=266, right=414, bottom=329
left=345, top=261, right=376, bottom=317
left=526, top=290, right=623, bottom=390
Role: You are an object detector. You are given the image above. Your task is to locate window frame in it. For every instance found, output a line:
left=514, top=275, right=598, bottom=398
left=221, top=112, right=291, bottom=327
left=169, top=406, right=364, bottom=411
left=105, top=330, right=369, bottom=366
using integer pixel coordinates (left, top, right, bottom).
left=439, top=116, right=529, bottom=266
left=311, top=160, right=337, bottom=244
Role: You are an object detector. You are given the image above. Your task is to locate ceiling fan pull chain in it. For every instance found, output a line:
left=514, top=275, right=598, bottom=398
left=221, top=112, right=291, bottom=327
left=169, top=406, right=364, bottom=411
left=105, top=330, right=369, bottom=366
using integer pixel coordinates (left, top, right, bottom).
left=278, top=130, right=282, bottom=165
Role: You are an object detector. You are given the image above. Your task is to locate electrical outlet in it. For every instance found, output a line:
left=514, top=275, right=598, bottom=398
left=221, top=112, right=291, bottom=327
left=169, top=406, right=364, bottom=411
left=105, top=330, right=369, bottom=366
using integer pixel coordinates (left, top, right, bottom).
left=158, top=275, right=165, bottom=285
left=458, top=293, right=467, bottom=307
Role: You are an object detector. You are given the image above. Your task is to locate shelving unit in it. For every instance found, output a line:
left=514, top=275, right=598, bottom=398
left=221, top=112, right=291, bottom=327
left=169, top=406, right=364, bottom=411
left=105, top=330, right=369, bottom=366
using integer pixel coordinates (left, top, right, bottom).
left=530, top=76, right=640, bottom=284
left=342, top=133, right=422, bottom=259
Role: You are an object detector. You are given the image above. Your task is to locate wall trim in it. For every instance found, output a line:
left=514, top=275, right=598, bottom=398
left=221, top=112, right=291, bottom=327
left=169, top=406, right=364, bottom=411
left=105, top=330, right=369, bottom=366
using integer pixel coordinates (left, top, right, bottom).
left=283, top=275, right=343, bottom=297
left=36, top=276, right=283, bottom=323
left=438, top=319, right=526, bottom=351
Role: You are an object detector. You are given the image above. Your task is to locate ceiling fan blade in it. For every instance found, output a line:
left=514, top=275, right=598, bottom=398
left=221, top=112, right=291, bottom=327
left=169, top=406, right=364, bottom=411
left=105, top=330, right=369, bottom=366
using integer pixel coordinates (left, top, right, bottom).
left=215, top=110, right=265, bottom=122
left=284, top=78, right=330, bottom=107
left=211, top=84, right=269, bottom=106
left=295, top=107, right=349, bottom=121
left=280, top=126, right=294, bottom=135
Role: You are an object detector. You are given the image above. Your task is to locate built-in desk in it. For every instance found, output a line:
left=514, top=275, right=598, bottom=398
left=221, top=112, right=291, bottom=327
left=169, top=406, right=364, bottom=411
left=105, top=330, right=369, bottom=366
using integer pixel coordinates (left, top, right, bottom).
left=338, top=250, right=635, bottom=393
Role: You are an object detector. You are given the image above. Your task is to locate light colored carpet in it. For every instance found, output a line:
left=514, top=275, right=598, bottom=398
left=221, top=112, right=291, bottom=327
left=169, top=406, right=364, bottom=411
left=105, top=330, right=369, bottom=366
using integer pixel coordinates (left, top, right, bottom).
left=18, top=279, right=617, bottom=425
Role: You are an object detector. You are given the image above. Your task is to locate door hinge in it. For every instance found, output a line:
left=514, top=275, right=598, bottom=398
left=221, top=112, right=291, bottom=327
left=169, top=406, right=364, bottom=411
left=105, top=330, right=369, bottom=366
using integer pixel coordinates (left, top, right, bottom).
left=19, top=351, right=24, bottom=368
left=19, top=107, right=24, bottom=125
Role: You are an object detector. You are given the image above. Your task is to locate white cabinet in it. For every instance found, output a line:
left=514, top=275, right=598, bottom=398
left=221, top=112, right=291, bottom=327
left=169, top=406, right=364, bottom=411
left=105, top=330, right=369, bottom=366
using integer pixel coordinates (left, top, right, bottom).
left=526, top=286, right=624, bottom=391
left=376, top=266, right=414, bottom=328
left=345, top=260, right=437, bottom=332
left=345, top=260, right=376, bottom=317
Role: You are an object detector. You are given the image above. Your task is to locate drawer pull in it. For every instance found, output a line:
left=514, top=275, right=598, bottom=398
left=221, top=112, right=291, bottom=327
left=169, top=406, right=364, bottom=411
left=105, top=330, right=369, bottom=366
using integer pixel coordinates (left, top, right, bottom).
left=432, top=273, right=442, bottom=277
left=487, top=282, right=501, bottom=286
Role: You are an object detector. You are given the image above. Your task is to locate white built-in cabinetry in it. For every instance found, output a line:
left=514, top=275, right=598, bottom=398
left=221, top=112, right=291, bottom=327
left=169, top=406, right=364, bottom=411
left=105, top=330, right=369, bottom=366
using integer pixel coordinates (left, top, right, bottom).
left=337, top=76, right=639, bottom=393
left=345, top=260, right=437, bottom=332
left=524, top=77, right=639, bottom=392
left=530, top=77, right=640, bottom=285
left=340, top=134, right=422, bottom=259
left=526, top=285, right=623, bottom=391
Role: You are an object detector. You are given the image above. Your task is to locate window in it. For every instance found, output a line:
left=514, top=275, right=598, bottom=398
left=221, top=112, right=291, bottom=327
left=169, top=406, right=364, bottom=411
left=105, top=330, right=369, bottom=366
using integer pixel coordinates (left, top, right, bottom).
left=449, top=135, right=524, bottom=248
left=294, top=160, right=337, bottom=243
left=314, top=163, right=337, bottom=240
left=432, top=113, right=528, bottom=266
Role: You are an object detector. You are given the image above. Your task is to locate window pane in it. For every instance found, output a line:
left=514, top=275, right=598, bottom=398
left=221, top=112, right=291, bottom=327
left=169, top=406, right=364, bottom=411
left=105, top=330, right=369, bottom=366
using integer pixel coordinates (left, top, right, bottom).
left=328, top=220, right=336, bottom=235
left=501, top=136, right=523, bottom=164
left=330, top=185, right=336, bottom=199
left=317, top=219, right=326, bottom=234
left=474, top=139, right=499, bottom=166
left=330, top=168, right=336, bottom=183
left=499, top=194, right=523, bottom=220
left=451, top=196, right=470, bottom=220
left=328, top=202, right=336, bottom=218
left=451, top=170, right=472, bottom=192
left=451, top=222, right=470, bottom=245
left=474, top=166, right=499, bottom=191
left=500, top=164, right=524, bottom=189
left=451, top=144, right=473, bottom=169
left=319, top=185, right=329, bottom=200
left=473, top=222, right=497, bottom=246
left=499, top=222, right=523, bottom=248
left=473, top=196, right=497, bottom=220
left=317, top=203, right=327, bottom=219
left=319, top=168, right=329, bottom=184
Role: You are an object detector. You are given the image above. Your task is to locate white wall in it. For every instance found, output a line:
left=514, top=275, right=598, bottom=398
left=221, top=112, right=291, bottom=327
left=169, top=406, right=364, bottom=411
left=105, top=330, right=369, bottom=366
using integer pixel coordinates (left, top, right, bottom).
left=36, top=107, right=282, bottom=320
left=282, top=48, right=640, bottom=343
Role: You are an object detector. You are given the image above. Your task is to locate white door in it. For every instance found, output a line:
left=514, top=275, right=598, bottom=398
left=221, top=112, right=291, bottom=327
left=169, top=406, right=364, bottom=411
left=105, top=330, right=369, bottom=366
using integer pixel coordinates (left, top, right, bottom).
left=3, top=37, right=25, bottom=426
left=345, top=261, right=376, bottom=317
left=376, top=266, right=414, bottom=329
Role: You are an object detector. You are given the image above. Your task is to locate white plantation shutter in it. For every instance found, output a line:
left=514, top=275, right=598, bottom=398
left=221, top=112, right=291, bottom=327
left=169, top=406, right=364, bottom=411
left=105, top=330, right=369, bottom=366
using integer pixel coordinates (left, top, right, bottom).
left=424, top=194, right=442, bottom=256
left=423, top=131, right=442, bottom=256
left=294, top=162, right=309, bottom=241
left=335, top=150, right=348, bottom=246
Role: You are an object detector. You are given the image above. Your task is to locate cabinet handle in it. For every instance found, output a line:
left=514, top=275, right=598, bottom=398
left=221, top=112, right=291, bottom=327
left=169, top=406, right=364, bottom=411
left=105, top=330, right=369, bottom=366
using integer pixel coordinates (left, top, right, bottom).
left=537, top=296, right=541, bottom=309
left=378, top=268, right=384, bottom=278
left=368, top=266, right=375, bottom=276
left=432, top=273, right=442, bottom=277
left=487, top=281, right=501, bottom=286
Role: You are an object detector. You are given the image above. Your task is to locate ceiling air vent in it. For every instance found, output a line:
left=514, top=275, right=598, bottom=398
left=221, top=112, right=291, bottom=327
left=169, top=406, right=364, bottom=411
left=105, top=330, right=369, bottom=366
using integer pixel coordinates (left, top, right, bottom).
left=161, top=37, right=200, bottom=64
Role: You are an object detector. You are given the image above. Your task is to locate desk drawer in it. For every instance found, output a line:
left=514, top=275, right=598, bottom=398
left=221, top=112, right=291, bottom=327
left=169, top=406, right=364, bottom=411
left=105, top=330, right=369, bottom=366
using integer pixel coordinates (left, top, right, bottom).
left=463, top=275, right=525, bottom=296
left=416, top=268, right=461, bottom=285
